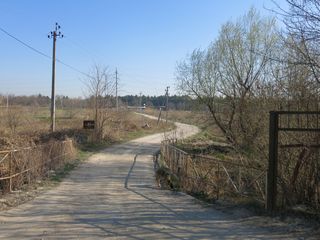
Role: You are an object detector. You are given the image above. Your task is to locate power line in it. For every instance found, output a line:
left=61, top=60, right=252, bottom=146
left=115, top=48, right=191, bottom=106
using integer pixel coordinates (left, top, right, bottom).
left=55, top=59, right=94, bottom=79
left=63, top=37, right=102, bottom=62
left=0, top=26, right=171, bottom=96
left=0, top=26, right=94, bottom=80
left=0, top=26, right=51, bottom=59
left=64, top=37, right=166, bottom=82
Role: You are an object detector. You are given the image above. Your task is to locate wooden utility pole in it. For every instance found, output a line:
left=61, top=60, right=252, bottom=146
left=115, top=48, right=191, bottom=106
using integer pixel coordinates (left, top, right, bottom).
left=139, top=92, right=143, bottom=125
left=48, top=23, right=63, bottom=132
left=165, top=86, right=170, bottom=124
left=157, top=107, right=162, bottom=125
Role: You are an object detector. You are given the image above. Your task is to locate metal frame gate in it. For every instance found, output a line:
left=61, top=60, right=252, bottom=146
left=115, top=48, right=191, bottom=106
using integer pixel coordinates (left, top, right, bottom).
left=267, top=111, right=320, bottom=212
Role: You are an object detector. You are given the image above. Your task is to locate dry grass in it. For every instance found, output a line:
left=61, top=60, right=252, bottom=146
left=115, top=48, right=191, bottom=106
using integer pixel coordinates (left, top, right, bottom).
left=0, top=107, right=173, bottom=150
left=0, top=139, right=76, bottom=194
left=0, top=106, right=174, bottom=196
left=160, top=143, right=265, bottom=199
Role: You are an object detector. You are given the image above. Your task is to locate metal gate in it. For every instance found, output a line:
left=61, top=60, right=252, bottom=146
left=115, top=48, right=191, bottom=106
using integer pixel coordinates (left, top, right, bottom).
left=267, top=111, right=320, bottom=212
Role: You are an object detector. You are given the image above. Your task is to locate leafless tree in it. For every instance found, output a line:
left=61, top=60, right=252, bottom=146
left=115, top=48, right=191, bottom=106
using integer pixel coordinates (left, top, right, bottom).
left=85, top=64, right=115, bottom=141
left=272, top=0, right=320, bottom=84
left=176, top=4, right=320, bottom=210
left=176, top=8, right=279, bottom=149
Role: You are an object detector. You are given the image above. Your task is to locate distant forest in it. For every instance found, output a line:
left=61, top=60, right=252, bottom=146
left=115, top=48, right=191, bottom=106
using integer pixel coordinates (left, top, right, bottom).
left=0, top=94, right=196, bottom=110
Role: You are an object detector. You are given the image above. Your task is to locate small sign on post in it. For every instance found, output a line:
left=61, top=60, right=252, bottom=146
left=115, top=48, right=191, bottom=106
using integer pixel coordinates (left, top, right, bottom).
left=83, top=120, right=95, bottom=129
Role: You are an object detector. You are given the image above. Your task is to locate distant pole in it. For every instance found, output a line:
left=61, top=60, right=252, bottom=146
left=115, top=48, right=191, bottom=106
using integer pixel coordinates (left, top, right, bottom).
left=6, top=93, right=9, bottom=111
left=115, top=68, right=119, bottom=111
left=165, top=86, right=170, bottom=124
left=139, top=92, right=143, bottom=126
left=157, top=107, right=162, bottom=125
left=48, top=23, right=63, bottom=132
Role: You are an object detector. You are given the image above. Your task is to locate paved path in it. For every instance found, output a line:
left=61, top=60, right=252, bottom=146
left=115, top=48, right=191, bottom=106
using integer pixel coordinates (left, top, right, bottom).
left=0, top=121, right=316, bottom=239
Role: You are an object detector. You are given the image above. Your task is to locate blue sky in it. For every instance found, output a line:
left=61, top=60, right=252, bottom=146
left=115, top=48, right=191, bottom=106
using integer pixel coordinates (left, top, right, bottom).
left=0, top=0, right=287, bottom=97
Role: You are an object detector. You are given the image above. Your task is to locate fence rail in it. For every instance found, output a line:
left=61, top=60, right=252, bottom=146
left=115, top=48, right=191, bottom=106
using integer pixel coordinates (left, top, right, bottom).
left=0, top=140, right=76, bottom=194
left=159, top=141, right=267, bottom=205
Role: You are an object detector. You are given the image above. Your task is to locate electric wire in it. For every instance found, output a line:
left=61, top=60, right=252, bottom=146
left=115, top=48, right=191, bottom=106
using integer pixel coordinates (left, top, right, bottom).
left=0, top=26, right=94, bottom=80
left=0, top=26, right=51, bottom=59
left=0, top=26, right=171, bottom=95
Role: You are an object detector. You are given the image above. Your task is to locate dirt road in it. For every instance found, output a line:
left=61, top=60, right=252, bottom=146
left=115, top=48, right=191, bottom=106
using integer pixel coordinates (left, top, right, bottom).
left=0, top=121, right=317, bottom=239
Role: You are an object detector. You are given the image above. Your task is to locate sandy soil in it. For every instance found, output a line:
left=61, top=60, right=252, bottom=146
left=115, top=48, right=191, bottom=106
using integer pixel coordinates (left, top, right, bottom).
left=0, top=120, right=318, bottom=239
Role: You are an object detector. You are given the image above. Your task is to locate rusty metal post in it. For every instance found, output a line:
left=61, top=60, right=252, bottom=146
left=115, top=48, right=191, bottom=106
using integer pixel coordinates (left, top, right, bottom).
left=267, top=111, right=279, bottom=213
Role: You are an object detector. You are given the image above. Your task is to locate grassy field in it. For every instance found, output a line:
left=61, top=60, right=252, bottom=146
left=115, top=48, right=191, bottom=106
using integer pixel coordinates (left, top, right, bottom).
left=0, top=106, right=174, bottom=150
left=0, top=106, right=175, bottom=208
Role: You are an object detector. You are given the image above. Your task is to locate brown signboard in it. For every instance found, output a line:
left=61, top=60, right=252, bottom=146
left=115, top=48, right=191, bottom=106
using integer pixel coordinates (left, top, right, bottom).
left=83, top=120, right=95, bottom=129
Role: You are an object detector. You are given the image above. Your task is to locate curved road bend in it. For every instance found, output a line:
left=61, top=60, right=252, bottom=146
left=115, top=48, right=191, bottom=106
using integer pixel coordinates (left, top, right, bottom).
left=0, top=121, right=316, bottom=239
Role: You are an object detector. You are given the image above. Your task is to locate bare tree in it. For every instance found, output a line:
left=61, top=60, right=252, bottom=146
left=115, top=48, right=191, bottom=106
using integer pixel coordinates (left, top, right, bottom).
left=176, top=4, right=320, bottom=210
left=273, top=0, right=320, bottom=84
left=85, top=64, right=115, bottom=141
left=176, top=8, right=278, bottom=149
left=6, top=109, right=21, bottom=134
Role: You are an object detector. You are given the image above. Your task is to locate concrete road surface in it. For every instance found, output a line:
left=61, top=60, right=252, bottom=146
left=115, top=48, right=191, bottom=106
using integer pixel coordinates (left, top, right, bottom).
left=0, top=121, right=317, bottom=239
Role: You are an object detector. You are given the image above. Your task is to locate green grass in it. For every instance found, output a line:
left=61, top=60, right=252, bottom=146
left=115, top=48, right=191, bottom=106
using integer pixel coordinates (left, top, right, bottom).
left=49, top=149, right=91, bottom=183
left=79, top=141, right=112, bottom=152
left=49, top=148, right=94, bottom=183
left=50, top=161, right=79, bottom=182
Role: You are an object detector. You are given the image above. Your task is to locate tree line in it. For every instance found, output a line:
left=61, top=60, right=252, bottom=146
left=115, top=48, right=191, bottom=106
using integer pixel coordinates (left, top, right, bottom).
left=0, top=93, right=195, bottom=110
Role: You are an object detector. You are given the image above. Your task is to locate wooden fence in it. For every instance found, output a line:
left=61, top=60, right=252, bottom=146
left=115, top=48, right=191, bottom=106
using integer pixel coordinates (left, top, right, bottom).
left=0, top=140, right=76, bottom=194
left=160, top=141, right=267, bottom=205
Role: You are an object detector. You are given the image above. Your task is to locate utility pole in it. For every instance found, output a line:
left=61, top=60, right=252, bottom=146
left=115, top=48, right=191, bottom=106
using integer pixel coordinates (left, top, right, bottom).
left=139, top=92, right=143, bottom=126
left=115, top=68, right=119, bottom=111
left=48, top=22, right=63, bottom=132
left=165, top=86, right=170, bottom=124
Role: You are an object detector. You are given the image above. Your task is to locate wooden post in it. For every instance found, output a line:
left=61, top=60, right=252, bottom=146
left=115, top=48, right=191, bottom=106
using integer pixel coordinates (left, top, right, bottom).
left=176, top=151, right=178, bottom=174
left=178, top=152, right=181, bottom=178
left=185, top=154, right=188, bottom=176
left=267, top=111, right=279, bottom=213
left=9, top=152, right=12, bottom=192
